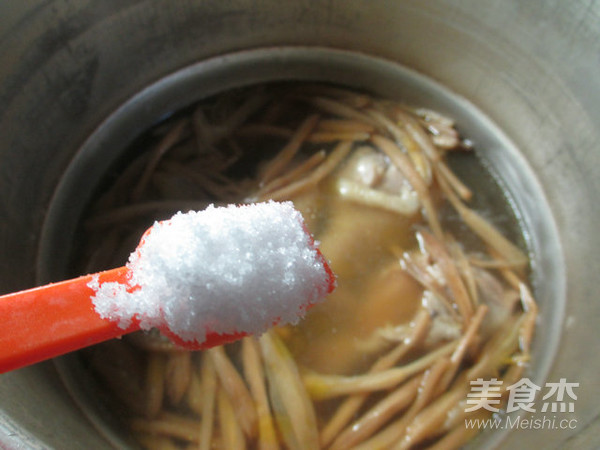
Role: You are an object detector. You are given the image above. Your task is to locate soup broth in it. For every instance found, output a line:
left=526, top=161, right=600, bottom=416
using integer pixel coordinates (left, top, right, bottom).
left=77, top=83, right=536, bottom=449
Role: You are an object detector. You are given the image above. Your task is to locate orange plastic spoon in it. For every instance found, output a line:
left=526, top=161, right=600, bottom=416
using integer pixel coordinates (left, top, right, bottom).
left=0, top=266, right=248, bottom=374
left=0, top=206, right=335, bottom=374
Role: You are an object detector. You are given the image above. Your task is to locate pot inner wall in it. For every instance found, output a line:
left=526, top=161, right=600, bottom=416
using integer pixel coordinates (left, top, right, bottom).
left=38, top=47, right=564, bottom=449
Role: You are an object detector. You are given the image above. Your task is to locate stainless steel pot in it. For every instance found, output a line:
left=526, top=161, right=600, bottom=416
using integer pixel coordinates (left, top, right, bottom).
left=0, top=1, right=598, bottom=449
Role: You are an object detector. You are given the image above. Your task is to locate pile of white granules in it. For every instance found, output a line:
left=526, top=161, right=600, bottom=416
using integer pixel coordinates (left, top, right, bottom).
left=89, top=201, right=334, bottom=345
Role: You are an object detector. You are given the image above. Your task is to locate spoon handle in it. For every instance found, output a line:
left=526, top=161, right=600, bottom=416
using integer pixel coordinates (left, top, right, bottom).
left=0, top=266, right=252, bottom=373
left=0, top=266, right=138, bottom=373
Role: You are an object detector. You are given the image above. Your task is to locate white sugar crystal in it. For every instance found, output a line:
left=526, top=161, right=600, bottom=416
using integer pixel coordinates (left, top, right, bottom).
left=90, top=201, right=333, bottom=344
